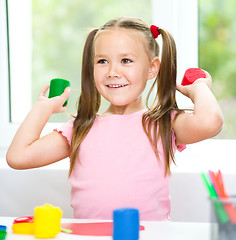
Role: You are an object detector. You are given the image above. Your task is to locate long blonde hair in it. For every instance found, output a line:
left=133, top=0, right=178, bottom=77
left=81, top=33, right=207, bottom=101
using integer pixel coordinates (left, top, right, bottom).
left=70, top=17, right=181, bottom=176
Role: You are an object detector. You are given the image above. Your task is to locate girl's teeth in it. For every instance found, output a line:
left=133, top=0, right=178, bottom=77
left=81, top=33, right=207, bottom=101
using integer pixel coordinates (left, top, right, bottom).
left=108, top=84, right=126, bottom=88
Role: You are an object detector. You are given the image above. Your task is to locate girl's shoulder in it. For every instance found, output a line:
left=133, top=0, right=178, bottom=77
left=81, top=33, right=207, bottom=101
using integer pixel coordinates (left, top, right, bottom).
left=54, top=119, right=74, bottom=145
left=170, top=110, right=187, bottom=152
left=170, top=109, right=184, bottom=121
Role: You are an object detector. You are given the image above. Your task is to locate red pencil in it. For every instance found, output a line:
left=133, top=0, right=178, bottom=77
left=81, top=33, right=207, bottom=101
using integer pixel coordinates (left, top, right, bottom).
left=209, top=170, right=236, bottom=224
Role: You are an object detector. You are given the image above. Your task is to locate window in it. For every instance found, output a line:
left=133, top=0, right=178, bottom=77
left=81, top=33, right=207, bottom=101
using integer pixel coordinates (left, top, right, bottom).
left=0, top=0, right=18, bottom=154
left=199, top=0, right=236, bottom=139
left=152, top=0, right=198, bottom=109
left=9, top=0, right=152, bottom=123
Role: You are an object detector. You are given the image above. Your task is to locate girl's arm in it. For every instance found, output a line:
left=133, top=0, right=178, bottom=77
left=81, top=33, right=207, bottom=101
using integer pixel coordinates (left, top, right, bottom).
left=6, top=85, right=71, bottom=169
left=173, top=71, right=224, bottom=145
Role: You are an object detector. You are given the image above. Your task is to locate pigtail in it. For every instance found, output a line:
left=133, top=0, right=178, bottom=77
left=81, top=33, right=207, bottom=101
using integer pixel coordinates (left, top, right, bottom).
left=157, top=28, right=177, bottom=111
left=143, top=28, right=179, bottom=175
left=158, top=29, right=178, bottom=174
left=70, top=29, right=101, bottom=176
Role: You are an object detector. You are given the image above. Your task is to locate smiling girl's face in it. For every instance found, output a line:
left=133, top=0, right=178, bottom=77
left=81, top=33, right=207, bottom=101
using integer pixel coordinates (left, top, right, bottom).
left=93, top=28, right=159, bottom=114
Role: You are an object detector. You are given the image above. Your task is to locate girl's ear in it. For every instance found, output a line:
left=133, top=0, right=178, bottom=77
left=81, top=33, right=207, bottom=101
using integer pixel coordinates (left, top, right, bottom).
left=148, top=57, right=160, bottom=80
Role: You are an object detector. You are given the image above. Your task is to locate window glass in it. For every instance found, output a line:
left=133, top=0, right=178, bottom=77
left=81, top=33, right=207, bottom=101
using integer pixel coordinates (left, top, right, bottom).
left=31, top=0, right=152, bottom=122
left=199, top=0, right=236, bottom=139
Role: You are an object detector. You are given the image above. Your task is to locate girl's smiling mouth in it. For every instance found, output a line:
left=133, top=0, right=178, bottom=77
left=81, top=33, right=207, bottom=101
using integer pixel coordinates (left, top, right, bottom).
left=106, top=84, right=129, bottom=88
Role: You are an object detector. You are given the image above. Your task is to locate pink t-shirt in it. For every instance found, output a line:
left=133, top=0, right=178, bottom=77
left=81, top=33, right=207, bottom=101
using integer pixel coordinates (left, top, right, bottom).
left=55, top=109, right=185, bottom=221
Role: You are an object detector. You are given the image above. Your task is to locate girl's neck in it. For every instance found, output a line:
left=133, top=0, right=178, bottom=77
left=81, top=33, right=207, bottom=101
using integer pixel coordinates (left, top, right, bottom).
left=102, top=98, right=146, bottom=116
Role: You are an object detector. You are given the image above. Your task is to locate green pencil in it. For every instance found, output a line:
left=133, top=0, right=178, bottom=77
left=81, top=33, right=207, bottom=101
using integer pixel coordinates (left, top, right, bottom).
left=201, top=172, right=229, bottom=224
left=61, top=227, right=72, bottom=234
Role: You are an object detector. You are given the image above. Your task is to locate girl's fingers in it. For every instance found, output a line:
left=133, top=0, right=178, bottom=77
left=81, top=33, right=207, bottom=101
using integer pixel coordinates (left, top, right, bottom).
left=39, top=85, right=50, bottom=97
left=176, top=83, right=185, bottom=94
left=60, top=106, right=68, bottom=112
left=56, top=87, right=71, bottom=112
left=202, top=70, right=211, bottom=79
left=60, top=87, right=71, bottom=100
left=38, top=85, right=71, bottom=113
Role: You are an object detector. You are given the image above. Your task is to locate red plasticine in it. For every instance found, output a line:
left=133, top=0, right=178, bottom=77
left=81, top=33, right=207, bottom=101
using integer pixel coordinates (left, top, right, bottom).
left=61, top=222, right=145, bottom=236
left=13, top=216, right=34, bottom=224
left=181, top=68, right=206, bottom=86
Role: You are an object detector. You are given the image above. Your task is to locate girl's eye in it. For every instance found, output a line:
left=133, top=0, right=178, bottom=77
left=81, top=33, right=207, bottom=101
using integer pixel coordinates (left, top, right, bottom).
left=97, top=59, right=108, bottom=64
left=122, top=58, right=132, bottom=64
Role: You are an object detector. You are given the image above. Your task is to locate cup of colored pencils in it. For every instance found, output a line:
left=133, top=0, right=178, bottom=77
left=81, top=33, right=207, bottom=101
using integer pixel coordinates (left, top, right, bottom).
left=201, top=170, right=236, bottom=240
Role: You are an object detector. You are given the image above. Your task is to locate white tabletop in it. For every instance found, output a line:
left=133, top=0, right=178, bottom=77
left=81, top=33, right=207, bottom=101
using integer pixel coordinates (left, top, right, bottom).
left=0, top=217, right=211, bottom=240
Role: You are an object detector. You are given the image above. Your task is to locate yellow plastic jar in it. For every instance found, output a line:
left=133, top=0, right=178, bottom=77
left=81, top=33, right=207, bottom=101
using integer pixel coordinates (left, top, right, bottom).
left=34, top=204, right=62, bottom=238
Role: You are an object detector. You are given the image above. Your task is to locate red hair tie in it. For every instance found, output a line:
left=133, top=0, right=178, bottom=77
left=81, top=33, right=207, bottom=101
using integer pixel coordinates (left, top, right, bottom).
left=150, top=25, right=160, bottom=38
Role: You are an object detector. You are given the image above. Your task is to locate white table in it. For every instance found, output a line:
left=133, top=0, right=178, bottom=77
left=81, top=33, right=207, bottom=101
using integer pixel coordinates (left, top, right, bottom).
left=0, top=217, right=211, bottom=240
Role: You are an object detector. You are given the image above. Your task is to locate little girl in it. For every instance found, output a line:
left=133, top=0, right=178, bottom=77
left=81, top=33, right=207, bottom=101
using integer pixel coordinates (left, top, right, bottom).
left=7, top=17, right=223, bottom=221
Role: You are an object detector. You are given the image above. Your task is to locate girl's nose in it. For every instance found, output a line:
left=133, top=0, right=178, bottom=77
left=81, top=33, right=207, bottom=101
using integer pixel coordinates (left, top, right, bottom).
left=107, top=64, right=120, bottom=78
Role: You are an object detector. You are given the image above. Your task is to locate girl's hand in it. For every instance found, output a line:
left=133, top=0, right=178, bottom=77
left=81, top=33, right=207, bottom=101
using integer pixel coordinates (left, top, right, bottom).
left=176, top=70, right=212, bottom=100
left=6, top=84, right=71, bottom=170
left=173, top=70, right=223, bottom=145
left=37, top=85, right=71, bottom=114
